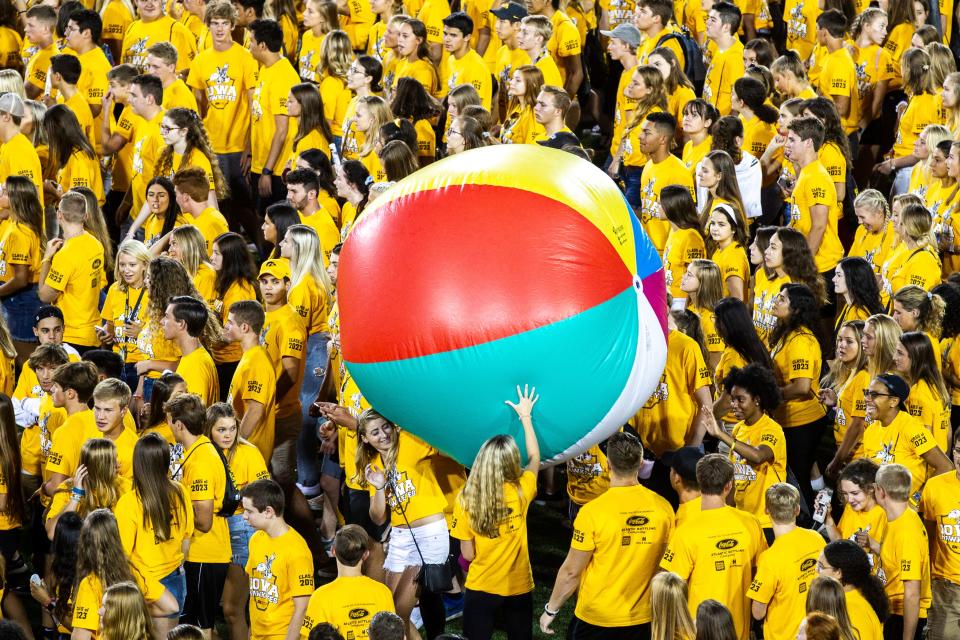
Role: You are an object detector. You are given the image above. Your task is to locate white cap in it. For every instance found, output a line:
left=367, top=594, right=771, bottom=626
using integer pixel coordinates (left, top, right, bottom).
left=0, top=93, right=25, bottom=119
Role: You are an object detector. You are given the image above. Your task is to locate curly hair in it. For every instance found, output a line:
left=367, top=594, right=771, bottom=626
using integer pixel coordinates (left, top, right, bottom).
left=155, top=108, right=228, bottom=199
left=710, top=115, right=744, bottom=164
left=146, top=257, right=223, bottom=350
left=932, top=283, right=960, bottom=339
left=391, top=77, right=441, bottom=121
left=774, top=228, right=827, bottom=303
left=769, top=283, right=822, bottom=349
left=722, top=363, right=782, bottom=415
left=823, top=539, right=890, bottom=622
left=837, top=257, right=883, bottom=316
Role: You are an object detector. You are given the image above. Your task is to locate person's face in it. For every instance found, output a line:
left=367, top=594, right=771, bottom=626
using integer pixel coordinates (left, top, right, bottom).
left=147, top=184, right=170, bottom=215
left=526, top=0, right=548, bottom=14
left=397, top=24, right=419, bottom=56
left=892, top=300, right=919, bottom=331
left=839, top=478, right=870, bottom=512
left=346, top=61, right=370, bottom=91
left=729, top=385, right=760, bottom=421
left=241, top=497, right=270, bottom=528
left=517, top=24, right=534, bottom=49
left=287, top=91, right=302, bottom=118
left=496, top=17, right=520, bottom=41
left=129, top=85, right=152, bottom=117
left=682, top=109, right=706, bottom=135
left=749, top=236, right=763, bottom=265
left=764, top=234, right=784, bottom=269
left=625, top=72, right=649, bottom=100
left=833, top=265, right=847, bottom=295
left=442, top=26, right=467, bottom=53
left=949, top=146, right=960, bottom=179
left=634, top=4, right=655, bottom=30
left=953, top=441, right=960, bottom=470
left=914, top=0, right=928, bottom=25
left=864, top=380, right=898, bottom=420
left=607, top=36, right=627, bottom=60
left=24, top=17, right=48, bottom=43
left=259, top=274, right=287, bottom=305
left=208, top=18, right=235, bottom=44
left=335, top=165, right=352, bottom=195
left=784, top=130, right=803, bottom=162
left=137, top=0, right=163, bottom=20
left=771, top=289, right=792, bottom=319
left=730, top=89, right=743, bottom=112
left=167, top=235, right=182, bottom=261
left=93, top=398, right=124, bottom=434
left=772, top=72, right=790, bottom=96
left=303, top=1, right=324, bottom=28
left=286, top=182, right=311, bottom=210
left=861, top=322, right=877, bottom=357
left=160, top=118, right=186, bottom=146
left=743, top=47, right=758, bottom=67
left=508, top=70, right=525, bottom=97
left=709, top=211, right=735, bottom=244
left=893, top=340, right=912, bottom=374
left=262, top=214, right=277, bottom=243
left=35, top=364, right=57, bottom=392
left=65, top=20, right=85, bottom=50
left=648, top=54, right=671, bottom=81
left=385, top=20, right=402, bottom=47
left=210, top=416, right=238, bottom=449
left=34, top=317, right=64, bottom=345
left=533, top=91, right=559, bottom=124
left=108, top=79, right=130, bottom=104
left=698, top=158, right=720, bottom=190
left=865, top=15, right=888, bottom=43
left=679, top=264, right=700, bottom=294
left=945, top=81, right=960, bottom=109
left=362, top=418, right=395, bottom=452
left=49, top=382, right=66, bottom=408
left=835, top=325, right=861, bottom=364
left=930, top=148, right=949, bottom=178
left=118, top=252, right=145, bottom=287
left=144, top=54, right=174, bottom=80
left=815, top=553, right=841, bottom=580
left=223, top=312, right=242, bottom=342
left=855, top=205, right=884, bottom=233
left=161, top=303, right=182, bottom=340
left=705, top=9, right=724, bottom=39
left=278, top=233, right=294, bottom=259
left=447, top=119, right=466, bottom=153
left=638, top=120, right=661, bottom=155
left=891, top=202, right=904, bottom=234
left=355, top=103, right=373, bottom=133
left=210, top=242, right=224, bottom=271
left=327, top=252, right=339, bottom=286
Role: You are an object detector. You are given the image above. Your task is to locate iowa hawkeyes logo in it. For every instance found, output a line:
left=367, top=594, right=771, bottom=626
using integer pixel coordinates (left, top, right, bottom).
left=938, top=509, right=960, bottom=553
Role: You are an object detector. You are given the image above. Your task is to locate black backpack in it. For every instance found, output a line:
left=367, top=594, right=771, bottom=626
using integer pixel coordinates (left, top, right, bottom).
left=176, top=441, right=242, bottom=517
left=656, top=30, right=707, bottom=95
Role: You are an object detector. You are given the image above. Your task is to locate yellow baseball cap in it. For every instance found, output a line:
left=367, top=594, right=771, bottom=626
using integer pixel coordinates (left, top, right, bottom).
left=258, top=258, right=291, bottom=280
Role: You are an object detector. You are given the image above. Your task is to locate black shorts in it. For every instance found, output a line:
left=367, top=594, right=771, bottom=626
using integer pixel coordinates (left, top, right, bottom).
left=182, top=561, right=228, bottom=630
left=570, top=616, right=651, bottom=640
left=346, top=486, right=389, bottom=543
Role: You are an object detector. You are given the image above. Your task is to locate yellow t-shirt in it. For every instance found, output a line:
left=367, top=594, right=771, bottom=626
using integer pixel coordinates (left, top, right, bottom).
left=297, top=30, right=325, bottom=82
left=893, top=93, right=941, bottom=159
left=571, top=483, right=674, bottom=626
left=683, top=135, right=712, bottom=177
left=226, top=441, right=270, bottom=516
left=343, top=0, right=375, bottom=50
left=369, top=431, right=448, bottom=527
left=300, top=575, right=395, bottom=640
left=116, top=485, right=194, bottom=582
left=784, top=0, right=818, bottom=60
left=711, top=242, right=749, bottom=298
left=663, top=227, right=706, bottom=299
left=101, top=0, right=135, bottom=43
left=0, top=221, right=41, bottom=286
left=740, top=113, right=776, bottom=159
left=263, top=304, right=307, bottom=419
left=834, top=369, right=870, bottom=459
left=838, top=503, right=887, bottom=571
left=212, top=279, right=257, bottom=364
left=299, top=211, right=340, bottom=257
left=63, top=91, right=95, bottom=150
left=883, top=22, right=915, bottom=91
left=752, top=271, right=791, bottom=345
left=45, top=231, right=106, bottom=347
left=289, top=273, right=329, bottom=336
left=633, top=330, right=712, bottom=456
left=846, top=588, right=884, bottom=640
left=290, top=129, right=332, bottom=171
left=500, top=104, right=543, bottom=146
left=181, top=436, right=231, bottom=563
left=771, top=329, right=825, bottom=427
left=660, top=505, right=766, bottom=640
left=637, top=154, right=695, bottom=253
left=888, top=246, right=941, bottom=295
left=121, top=16, right=197, bottom=72
left=319, top=73, right=351, bottom=138
left=879, top=507, right=932, bottom=617
left=417, top=0, right=450, bottom=44
left=442, top=49, right=493, bottom=109
left=161, top=78, right=199, bottom=112
left=394, top=58, right=439, bottom=96
left=920, top=471, right=960, bottom=585
left=246, top=527, right=315, bottom=638
left=57, top=150, right=104, bottom=203
left=906, top=378, right=950, bottom=453
left=251, top=57, right=300, bottom=174
left=730, top=414, right=787, bottom=528
left=533, top=53, right=563, bottom=89
left=565, top=444, right=610, bottom=506
left=25, top=42, right=55, bottom=92
left=228, top=345, right=277, bottom=462
left=186, top=207, right=228, bottom=256
left=689, top=304, right=723, bottom=355
left=451, top=470, right=537, bottom=596
left=73, top=573, right=160, bottom=635
left=177, top=347, right=219, bottom=407
left=186, top=43, right=259, bottom=154
left=864, top=410, right=938, bottom=505
left=849, top=222, right=896, bottom=274
left=747, top=527, right=826, bottom=640
left=546, top=10, right=580, bottom=82
left=703, top=40, right=745, bottom=115
left=610, top=64, right=639, bottom=155
left=818, top=46, right=861, bottom=134
left=787, top=159, right=843, bottom=273
left=130, top=109, right=166, bottom=217
left=0, top=133, right=43, bottom=204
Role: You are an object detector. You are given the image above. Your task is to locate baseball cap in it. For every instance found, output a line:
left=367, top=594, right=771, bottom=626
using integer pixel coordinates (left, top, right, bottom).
left=35, top=305, right=64, bottom=326
left=599, top=24, right=642, bottom=48
left=0, top=93, right=25, bottom=119
left=491, top=2, right=527, bottom=21
left=661, top=446, right=705, bottom=484
left=258, top=258, right=291, bottom=280
left=875, top=373, right=910, bottom=409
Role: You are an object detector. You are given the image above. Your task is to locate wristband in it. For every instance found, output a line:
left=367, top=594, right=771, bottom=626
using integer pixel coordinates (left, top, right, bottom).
left=71, top=487, right=86, bottom=497
left=544, top=604, right=558, bottom=617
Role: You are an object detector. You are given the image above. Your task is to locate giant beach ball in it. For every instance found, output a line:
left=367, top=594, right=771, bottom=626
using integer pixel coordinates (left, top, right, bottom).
left=338, top=145, right=667, bottom=466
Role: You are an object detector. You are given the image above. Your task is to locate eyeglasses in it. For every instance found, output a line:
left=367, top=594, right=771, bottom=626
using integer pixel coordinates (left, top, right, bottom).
left=64, top=24, right=80, bottom=34
left=862, top=390, right=896, bottom=400
left=159, top=125, right=183, bottom=134
left=448, top=128, right=462, bottom=136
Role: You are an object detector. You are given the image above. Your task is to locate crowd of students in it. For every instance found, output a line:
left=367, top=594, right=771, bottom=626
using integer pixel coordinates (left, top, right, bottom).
left=0, top=0, right=957, bottom=637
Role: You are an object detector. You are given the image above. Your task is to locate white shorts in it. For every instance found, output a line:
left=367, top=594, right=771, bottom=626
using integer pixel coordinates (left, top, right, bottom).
left=384, top=519, right=449, bottom=573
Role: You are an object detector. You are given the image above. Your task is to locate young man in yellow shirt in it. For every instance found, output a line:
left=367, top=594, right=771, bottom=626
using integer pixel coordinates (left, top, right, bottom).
left=163, top=296, right=219, bottom=406
left=167, top=392, right=232, bottom=636
left=660, top=454, right=766, bottom=640
left=43, top=361, right=99, bottom=499
left=815, top=10, right=860, bottom=145
left=284, top=169, right=340, bottom=257
left=0, top=94, right=43, bottom=204
left=533, top=86, right=581, bottom=149
left=526, top=0, right=582, bottom=96
left=602, top=24, right=639, bottom=170
left=301, top=525, right=395, bottom=640
left=632, top=0, right=685, bottom=66
left=541, top=432, right=674, bottom=638
left=873, top=464, right=933, bottom=640
left=248, top=19, right=301, bottom=212
left=49, top=55, right=96, bottom=147
left=146, top=42, right=201, bottom=112
left=491, top=3, right=532, bottom=89
left=63, top=10, right=112, bottom=152
left=187, top=0, right=263, bottom=253
left=38, top=192, right=106, bottom=352
left=100, top=64, right=142, bottom=230
left=121, top=0, right=197, bottom=72
left=748, top=484, right=826, bottom=640
left=23, top=5, right=57, bottom=101
left=664, top=446, right=703, bottom=523
left=243, top=479, right=314, bottom=640
left=441, top=12, right=493, bottom=109
left=638, top=112, right=695, bottom=252
left=783, top=115, right=844, bottom=277
left=126, top=74, right=167, bottom=227
left=172, top=168, right=229, bottom=255
left=702, top=1, right=744, bottom=115
left=920, top=437, right=960, bottom=640
left=517, top=16, right=563, bottom=88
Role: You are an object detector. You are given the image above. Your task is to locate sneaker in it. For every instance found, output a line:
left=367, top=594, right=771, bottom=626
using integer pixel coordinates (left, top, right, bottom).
left=443, top=593, right=464, bottom=621
left=298, top=482, right=323, bottom=499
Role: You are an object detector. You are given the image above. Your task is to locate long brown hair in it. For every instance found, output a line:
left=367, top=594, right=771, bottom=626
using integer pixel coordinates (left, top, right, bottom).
left=291, top=82, right=334, bottom=148
left=0, top=396, right=23, bottom=525
left=155, top=108, right=227, bottom=199
left=627, top=65, right=669, bottom=130
left=75, top=509, right=135, bottom=593
left=5, top=176, right=46, bottom=256
left=60, top=439, right=122, bottom=517
left=132, top=433, right=187, bottom=542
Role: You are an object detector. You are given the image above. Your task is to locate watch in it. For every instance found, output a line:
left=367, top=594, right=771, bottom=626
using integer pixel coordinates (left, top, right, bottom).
left=262, top=167, right=273, bottom=176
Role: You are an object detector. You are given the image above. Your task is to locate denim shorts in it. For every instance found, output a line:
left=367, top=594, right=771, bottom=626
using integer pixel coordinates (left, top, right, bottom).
left=159, top=566, right=186, bottom=617
left=227, top=513, right=255, bottom=567
left=1, top=284, right=41, bottom=342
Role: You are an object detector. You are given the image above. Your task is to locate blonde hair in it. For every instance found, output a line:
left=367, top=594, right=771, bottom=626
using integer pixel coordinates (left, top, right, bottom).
left=358, top=95, right=393, bottom=157
left=875, top=463, right=912, bottom=501
left=100, top=582, right=154, bottom=640
left=687, top=259, right=723, bottom=309
left=319, top=29, right=353, bottom=79
left=805, top=577, right=857, bottom=640
left=0, top=70, right=24, bottom=99
left=902, top=47, right=934, bottom=95
left=853, top=189, right=890, bottom=220
left=927, top=42, right=956, bottom=90
left=459, top=435, right=523, bottom=539
left=63, top=439, right=122, bottom=517
left=921, top=124, right=952, bottom=160
left=945, top=72, right=960, bottom=134
left=893, top=284, right=945, bottom=335
left=285, top=225, right=332, bottom=296
left=898, top=202, right=936, bottom=250
left=650, top=572, right=696, bottom=640
left=865, top=314, right=902, bottom=378
left=765, top=483, right=801, bottom=524
left=169, top=225, right=210, bottom=278
left=113, top=239, right=151, bottom=293
left=825, top=320, right=867, bottom=390
left=627, top=65, right=669, bottom=130
left=353, top=409, right=399, bottom=488
left=0, top=312, right=15, bottom=361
